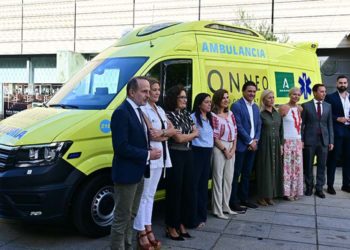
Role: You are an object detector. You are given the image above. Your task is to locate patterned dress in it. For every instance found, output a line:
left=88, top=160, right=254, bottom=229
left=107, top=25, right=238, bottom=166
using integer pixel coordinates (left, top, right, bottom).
left=282, top=106, right=304, bottom=197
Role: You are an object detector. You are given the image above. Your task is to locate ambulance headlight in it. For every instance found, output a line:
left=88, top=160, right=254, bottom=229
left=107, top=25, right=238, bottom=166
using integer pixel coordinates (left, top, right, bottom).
left=15, top=142, right=72, bottom=168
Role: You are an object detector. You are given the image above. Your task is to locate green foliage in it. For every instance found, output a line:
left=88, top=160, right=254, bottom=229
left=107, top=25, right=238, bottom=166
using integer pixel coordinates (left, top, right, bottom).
left=234, top=9, right=289, bottom=43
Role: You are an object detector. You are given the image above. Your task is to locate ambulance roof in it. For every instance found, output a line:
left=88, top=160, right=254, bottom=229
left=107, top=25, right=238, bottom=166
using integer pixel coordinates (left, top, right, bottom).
left=114, top=21, right=266, bottom=47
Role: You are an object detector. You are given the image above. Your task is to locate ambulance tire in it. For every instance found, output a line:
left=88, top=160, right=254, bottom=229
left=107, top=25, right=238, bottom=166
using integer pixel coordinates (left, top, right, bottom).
left=72, top=173, right=115, bottom=238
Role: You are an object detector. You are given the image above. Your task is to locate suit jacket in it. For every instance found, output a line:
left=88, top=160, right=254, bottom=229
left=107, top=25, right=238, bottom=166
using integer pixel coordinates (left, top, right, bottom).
left=301, top=100, right=334, bottom=147
left=111, top=100, right=149, bottom=184
left=325, top=91, right=350, bottom=137
left=231, top=98, right=262, bottom=152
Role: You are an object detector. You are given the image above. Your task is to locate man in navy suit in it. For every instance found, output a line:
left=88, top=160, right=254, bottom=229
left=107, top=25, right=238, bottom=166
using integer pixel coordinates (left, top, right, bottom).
left=110, top=76, right=161, bottom=250
left=325, top=75, right=350, bottom=194
left=230, top=81, right=262, bottom=212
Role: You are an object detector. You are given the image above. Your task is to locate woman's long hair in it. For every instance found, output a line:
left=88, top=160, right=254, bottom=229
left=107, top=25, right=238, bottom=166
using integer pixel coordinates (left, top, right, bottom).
left=192, top=93, right=213, bottom=128
left=212, top=89, right=229, bottom=114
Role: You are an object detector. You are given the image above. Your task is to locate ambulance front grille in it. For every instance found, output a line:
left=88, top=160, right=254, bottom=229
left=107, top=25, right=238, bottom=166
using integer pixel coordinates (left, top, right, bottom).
left=0, top=145, right=18, bottom=171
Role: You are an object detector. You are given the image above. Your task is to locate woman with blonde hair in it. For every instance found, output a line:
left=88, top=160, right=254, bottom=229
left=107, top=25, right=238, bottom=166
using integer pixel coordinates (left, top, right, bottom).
left=279, top=87, right=303, bottom=201
left=255, top=89, right=284, bottom=206
left=133, top=78, right=179, bottom=249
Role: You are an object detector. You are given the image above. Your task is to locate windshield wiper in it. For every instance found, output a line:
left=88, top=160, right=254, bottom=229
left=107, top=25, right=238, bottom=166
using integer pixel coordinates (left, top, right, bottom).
left=49, top=104, right=79, bottom=109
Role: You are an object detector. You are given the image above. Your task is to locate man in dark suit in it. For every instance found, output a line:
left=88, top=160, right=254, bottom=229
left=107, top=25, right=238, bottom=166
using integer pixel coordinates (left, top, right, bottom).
left=302, top=83, right=334, bottom=199
left=230, top=81, right=262, bottom=212
left=325, top=75, right=350, bottom=194
left=110, top=76, right=161, bottom=250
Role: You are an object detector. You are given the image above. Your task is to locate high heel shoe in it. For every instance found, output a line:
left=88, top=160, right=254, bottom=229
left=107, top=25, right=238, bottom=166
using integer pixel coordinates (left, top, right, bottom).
left=137, top=232, right=154, bottom=250
left=178, top=224, right=192, bottom=238
left=146, top=230, right=161, bottom=249
left=179, top=231, right=192, bottom=238
left=165, top=228, right=185, bottom=241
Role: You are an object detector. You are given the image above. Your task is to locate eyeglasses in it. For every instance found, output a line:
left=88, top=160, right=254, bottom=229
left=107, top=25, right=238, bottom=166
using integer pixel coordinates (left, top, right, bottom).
left=177, top=96, right=187, bottom=99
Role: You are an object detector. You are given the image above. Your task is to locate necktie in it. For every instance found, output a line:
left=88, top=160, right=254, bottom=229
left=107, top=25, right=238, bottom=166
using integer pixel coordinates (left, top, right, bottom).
left=137, top=107, right=149, bottom=145
left=317, top=102, right=321, bottom=119
left=137, top=107, right=150, bottom=178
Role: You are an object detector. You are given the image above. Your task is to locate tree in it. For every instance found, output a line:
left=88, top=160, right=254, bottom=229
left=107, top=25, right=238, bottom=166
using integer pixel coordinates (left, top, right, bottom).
left=234, top=9, right=289, bottom=43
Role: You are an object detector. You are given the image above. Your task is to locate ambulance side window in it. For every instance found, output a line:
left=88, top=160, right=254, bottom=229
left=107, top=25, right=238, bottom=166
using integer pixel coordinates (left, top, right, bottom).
left=147, top=59, right=192, bottom=110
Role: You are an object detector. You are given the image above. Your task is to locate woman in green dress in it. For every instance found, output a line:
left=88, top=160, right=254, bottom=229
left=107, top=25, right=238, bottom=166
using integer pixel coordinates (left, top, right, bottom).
left=256, top=90, right=284, bottom=206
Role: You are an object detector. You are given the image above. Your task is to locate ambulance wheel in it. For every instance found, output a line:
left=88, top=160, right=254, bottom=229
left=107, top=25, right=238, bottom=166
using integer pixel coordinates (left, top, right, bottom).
left=72, top=173, right=115, bottom=237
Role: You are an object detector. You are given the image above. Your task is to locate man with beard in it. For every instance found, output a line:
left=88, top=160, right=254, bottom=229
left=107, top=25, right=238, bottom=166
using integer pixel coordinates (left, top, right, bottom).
left=325, top=75, right=350, bottom=194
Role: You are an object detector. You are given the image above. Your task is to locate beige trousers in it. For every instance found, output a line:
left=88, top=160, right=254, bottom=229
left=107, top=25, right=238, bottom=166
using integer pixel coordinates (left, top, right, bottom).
left=212, top=141, right=235, bottom=216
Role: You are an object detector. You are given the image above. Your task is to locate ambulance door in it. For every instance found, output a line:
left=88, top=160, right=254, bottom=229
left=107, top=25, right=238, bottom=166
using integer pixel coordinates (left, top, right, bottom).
left=147, top=59, right=193, bottom=110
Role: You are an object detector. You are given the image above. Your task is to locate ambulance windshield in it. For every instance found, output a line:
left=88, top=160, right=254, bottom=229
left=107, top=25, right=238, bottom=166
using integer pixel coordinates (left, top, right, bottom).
left=48, top=57, right=148, bottom=109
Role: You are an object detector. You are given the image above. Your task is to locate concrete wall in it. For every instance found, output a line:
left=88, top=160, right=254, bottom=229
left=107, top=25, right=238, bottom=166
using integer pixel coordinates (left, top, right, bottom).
left=0, top=0, right=349, bottom=55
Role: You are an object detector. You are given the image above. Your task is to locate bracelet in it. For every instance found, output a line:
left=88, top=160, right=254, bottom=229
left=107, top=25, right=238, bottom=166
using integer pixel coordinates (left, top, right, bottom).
left=162, top=129, right=166, bottom=137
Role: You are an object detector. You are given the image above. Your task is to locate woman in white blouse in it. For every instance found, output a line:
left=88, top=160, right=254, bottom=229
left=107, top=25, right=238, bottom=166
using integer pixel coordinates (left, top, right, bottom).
left=133, top=78, right=178, bottom=250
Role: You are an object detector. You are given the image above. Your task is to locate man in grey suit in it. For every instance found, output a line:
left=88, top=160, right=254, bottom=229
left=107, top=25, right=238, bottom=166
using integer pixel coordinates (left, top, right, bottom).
left=302, top=83, right=334, bottom=199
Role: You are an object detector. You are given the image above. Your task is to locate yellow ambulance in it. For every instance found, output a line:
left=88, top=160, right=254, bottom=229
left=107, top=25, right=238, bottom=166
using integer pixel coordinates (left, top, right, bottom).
left=0, top=21, right=321, bottom=237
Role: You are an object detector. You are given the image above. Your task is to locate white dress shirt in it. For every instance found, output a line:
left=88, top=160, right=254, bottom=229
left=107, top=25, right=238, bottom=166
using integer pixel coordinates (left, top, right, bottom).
left=338, top=91, right=350, bottom=125
left=126, top=97, right=150, bottom=161
left=126, top=97, right=142, bottom=122
left=243, top=97, right=255, bottom=139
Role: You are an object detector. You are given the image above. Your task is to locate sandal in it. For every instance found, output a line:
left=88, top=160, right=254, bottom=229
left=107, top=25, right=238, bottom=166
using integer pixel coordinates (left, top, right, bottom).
left=137, top=232, right=154, bottom=250
left=257, top=199, right=268, bottom=206
left=265, top=198, right=275, bottom=205
left=284, top=196, right=294, bottom=201
left=146, top=230, right=161, bottom=249
left=197, top=222, right=206, bottom=228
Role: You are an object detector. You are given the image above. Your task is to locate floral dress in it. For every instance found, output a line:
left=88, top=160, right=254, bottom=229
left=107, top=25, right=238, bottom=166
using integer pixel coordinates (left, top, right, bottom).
left=282, top=107, right=304, bottom=197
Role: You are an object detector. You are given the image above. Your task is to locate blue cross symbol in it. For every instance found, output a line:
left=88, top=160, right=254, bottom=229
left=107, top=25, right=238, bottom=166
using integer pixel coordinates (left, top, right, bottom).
left=298, top=73, right=312, bottom=99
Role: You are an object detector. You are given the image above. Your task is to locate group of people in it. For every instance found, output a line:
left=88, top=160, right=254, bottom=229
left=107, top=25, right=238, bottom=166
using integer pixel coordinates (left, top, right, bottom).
left=109, top=75, right=350, bottom=250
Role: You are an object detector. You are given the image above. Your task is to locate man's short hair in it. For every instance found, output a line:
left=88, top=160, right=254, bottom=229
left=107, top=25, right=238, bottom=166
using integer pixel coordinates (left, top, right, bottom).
left=242, top=81, right=257, bottom=92
left=312, top=83, right=326, bottom=92
left=337, top=75, right=348, bottom=81
left=126, top=76, right=149, bottom=96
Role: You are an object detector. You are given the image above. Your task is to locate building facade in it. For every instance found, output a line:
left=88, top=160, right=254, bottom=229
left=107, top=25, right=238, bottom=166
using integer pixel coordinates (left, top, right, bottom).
left=0, top=0, right=349, bottom=114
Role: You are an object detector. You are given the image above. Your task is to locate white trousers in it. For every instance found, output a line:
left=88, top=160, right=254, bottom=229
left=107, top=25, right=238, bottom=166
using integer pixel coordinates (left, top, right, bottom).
left=212, top=141, right=235, bottom=216
left=133, top=167, right=163, bottom=231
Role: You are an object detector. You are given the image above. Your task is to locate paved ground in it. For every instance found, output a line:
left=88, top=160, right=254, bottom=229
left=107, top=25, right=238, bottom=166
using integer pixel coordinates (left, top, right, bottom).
left=1, top=169, right=350, bottom=250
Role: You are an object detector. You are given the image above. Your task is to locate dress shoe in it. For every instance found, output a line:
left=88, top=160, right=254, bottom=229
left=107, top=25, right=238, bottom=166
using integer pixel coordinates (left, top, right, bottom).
left=341, top=186, right=350, bottom=193
left=223, top=209, right=238, bottom=215
left=241, top=200, right=258, bottom=209
left=315, top=190, right=326, bottom=199
left=327, top=186, right=336, bottom=195
left=305, top=189, right=313, bottom=196
left=230, top=204, right=247, bottom=214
